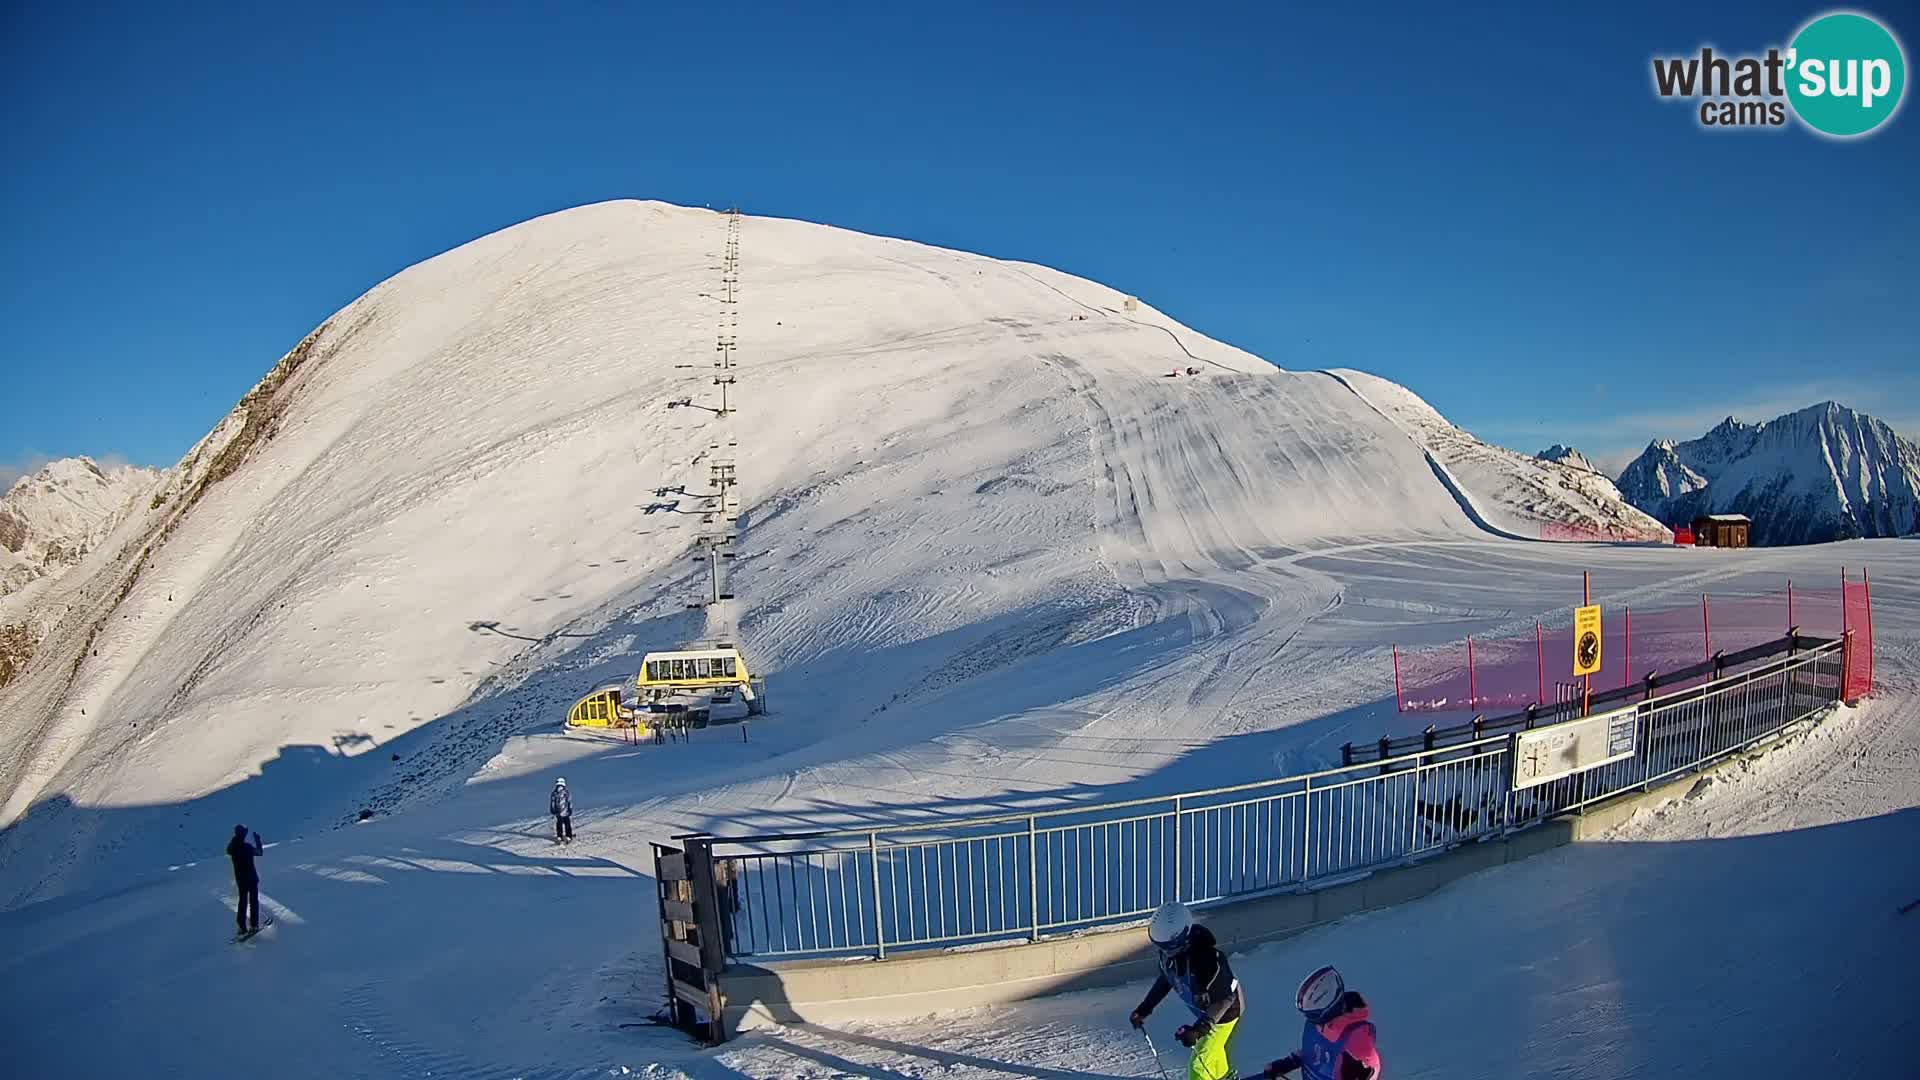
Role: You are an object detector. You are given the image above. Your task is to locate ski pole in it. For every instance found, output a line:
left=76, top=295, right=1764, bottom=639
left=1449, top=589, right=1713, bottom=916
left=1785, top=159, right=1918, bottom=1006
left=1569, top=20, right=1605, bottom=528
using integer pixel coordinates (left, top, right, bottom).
left=1140, top=1027, right=1174, bottom=1080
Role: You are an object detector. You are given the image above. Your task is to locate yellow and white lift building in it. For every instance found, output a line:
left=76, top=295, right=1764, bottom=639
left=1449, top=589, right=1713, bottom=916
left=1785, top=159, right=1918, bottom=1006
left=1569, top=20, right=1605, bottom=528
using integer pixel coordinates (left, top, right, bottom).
left=565, top=644, right=765, bottom=730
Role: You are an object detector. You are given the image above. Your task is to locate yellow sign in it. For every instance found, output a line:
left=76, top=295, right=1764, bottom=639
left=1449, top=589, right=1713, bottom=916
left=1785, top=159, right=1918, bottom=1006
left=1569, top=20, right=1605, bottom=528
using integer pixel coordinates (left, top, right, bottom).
left=1573, top=604, right=1603, bottom=676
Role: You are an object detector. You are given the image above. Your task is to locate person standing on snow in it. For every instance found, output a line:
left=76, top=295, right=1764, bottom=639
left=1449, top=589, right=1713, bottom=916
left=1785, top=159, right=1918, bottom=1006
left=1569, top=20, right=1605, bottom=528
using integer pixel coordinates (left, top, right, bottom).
left=226, top=824, right=265, bottom=934
left=1263, top=965, right=1381, bottom=1079
left=1128, top=901, right=1245, bottom=1080
left=550, top=777, right=573, bottom=843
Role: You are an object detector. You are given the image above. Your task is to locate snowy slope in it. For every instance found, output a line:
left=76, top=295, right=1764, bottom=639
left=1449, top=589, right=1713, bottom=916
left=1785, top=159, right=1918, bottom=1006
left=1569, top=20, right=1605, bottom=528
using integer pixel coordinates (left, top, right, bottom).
left=0, top=456, right=158, bottom=599
left=1618, top=402, right=1920, bottom=544
left=0, top=199, right=1514, bottom=906
left=1330, top=369, right=1668, bottom=541
left=706, top=688, right=1920, bottom=1080
left=0, top=539, right=1911, bottom=1080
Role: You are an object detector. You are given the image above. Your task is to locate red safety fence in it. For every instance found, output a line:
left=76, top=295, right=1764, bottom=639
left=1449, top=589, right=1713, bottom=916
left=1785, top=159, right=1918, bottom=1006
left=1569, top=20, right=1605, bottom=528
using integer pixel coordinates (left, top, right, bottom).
left=1394, top=571, right=1875, bottom=714
left=1539, top=522, right=1671, bottom=544
left=1844, top=570, right=1874, bottom=701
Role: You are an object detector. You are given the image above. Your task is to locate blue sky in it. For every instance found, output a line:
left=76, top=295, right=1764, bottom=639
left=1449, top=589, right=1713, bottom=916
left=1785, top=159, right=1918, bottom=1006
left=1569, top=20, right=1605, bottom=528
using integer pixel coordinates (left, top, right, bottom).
left=2, top=1, right=1914, bottom=488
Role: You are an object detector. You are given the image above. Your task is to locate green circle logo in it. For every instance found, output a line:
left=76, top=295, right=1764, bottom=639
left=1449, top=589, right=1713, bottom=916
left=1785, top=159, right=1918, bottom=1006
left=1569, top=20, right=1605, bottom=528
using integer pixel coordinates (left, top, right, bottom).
left=1787, top=12, right=1907, bottom=137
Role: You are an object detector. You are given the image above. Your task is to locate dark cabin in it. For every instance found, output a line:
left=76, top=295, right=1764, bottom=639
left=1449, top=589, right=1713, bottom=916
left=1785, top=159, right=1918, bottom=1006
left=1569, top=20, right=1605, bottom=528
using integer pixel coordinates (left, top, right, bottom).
left=1692, top=514, right=1751, bottom=548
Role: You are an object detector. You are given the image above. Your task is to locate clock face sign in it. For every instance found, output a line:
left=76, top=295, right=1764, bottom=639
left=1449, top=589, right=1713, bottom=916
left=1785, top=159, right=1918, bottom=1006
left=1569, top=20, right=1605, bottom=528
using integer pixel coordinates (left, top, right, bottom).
left=1573, top=605, right=1603, bottom=676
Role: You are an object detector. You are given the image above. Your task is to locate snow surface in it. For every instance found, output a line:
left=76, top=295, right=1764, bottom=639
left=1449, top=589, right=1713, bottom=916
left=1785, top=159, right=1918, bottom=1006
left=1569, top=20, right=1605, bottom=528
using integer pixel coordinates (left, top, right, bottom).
left=0, top=202, right=1914, bottom=1079
left=0, top=540, right=1911, bottom=1080
left=1330, top=370, right=1668, bottom=542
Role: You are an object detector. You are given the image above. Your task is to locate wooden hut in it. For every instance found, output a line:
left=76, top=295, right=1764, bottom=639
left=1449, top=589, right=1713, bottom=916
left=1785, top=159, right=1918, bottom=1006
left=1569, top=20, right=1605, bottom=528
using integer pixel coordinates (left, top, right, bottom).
left=1691, top=514, right=1751, bottom=548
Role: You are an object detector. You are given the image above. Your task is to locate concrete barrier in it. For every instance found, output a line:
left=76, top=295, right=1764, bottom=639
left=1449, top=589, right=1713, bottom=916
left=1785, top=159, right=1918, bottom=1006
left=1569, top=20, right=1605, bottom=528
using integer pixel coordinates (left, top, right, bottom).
left=721, top=730, right=1796, bottom=1035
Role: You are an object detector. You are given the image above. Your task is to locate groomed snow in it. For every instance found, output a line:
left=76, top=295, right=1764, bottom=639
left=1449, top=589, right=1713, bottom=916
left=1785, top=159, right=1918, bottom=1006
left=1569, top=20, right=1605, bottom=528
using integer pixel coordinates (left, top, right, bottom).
left=0, top=202, right=1912, bottom=1079
left=1, top=200, right=1636, bottom=905
left=1330, top=369, right=1668, bottom=542
left=0, top=540, right=1911, bottom=1080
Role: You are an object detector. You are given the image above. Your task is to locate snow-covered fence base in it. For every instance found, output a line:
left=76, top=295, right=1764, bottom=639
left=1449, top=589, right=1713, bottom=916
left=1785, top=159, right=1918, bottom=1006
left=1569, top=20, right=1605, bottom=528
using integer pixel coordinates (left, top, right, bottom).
left=674, top=638, right=1849, bottom=985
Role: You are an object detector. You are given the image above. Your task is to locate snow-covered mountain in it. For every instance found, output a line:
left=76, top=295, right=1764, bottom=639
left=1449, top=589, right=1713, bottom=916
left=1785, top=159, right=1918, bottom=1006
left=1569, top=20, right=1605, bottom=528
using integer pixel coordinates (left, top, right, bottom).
left=0, top=457, right=159, bottom=599
left=1537, top=444, right=1600, bottom=475
left=1329, top=371, right=1668, bottom=542
left=0, top=451, right=160, bottom=595
left=1617, top=403, right=1920, bottom=545
left=0, top=201, right=1667, bottom=905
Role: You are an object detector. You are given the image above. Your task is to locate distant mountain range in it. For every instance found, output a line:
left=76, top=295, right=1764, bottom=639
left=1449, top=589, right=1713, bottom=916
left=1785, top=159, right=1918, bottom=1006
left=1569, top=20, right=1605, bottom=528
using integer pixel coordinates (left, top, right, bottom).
left=1616, top=402, right=1920, bottom=545
left=0, top=457, right=160, bottom=599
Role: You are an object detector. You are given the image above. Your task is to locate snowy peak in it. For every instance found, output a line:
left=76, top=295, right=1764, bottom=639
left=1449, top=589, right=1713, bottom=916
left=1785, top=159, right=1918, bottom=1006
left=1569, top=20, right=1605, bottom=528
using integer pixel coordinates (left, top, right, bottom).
left=1617, top=440, right=1711, bottom=504
left=0, top=456, right=160, bottom=597
left=1616, top=402, right=1920, bottom=544
left=1536, top=444, right=1601, bottom=475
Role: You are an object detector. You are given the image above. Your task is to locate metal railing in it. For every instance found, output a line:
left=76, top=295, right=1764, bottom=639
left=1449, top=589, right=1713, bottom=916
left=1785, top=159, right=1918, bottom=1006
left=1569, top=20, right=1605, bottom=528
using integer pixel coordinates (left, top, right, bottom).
left=1352, top=631, right=1837, bottom=763
left=682, top=636, right=1847, bottom=962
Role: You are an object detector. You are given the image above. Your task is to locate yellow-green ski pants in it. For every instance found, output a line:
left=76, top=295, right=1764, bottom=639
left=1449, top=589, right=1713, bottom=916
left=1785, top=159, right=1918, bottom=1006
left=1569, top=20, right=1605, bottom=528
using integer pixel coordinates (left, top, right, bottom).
left=1188, top=1017, right=1238, bottom=1080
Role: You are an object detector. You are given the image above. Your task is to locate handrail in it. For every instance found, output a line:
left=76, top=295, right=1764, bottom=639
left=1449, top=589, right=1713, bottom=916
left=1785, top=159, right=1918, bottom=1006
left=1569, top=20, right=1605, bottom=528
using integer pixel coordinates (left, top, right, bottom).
left=671, top=639, right=1849, bottom=971
left=1351, top=631, right=1832, bottom=762
left=678, top=637, right=1845, bottom=847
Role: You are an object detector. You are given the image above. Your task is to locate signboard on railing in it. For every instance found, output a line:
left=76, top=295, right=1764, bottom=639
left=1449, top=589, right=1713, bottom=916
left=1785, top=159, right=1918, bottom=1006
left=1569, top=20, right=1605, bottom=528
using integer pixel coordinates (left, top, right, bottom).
left=1510, top=705, right=1638, bottom=790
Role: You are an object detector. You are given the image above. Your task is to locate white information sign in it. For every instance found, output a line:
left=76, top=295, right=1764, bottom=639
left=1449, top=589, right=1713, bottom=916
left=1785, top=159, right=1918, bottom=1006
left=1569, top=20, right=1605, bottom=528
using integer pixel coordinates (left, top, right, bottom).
left=1510, top=705, right=1639, bottom=791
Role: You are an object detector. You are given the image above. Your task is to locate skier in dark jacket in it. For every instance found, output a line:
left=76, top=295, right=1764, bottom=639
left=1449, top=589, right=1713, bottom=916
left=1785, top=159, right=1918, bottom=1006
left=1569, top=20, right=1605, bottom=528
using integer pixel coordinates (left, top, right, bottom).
left=226, top=824, right=264, bottom=934
left=550, top=778, right=573, bottom=843
left=1129, top=901, right=1245, bottom=1080
left=1264, top=965, right=1380, bottom=1080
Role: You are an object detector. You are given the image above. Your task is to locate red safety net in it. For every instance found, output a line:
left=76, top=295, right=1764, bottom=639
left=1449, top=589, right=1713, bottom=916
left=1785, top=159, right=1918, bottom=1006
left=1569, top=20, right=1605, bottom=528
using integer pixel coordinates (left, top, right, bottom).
left=1844, top=574, right=1874, bottom=701
left=1539, top=522, right=1670, bottom=543
left=1394, top=577, right=1865, bottom=714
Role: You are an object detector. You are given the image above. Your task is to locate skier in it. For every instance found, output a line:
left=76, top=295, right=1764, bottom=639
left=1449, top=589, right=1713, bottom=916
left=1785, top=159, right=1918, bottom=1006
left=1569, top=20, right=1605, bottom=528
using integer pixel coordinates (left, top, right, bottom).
left=550, top=777, right=573, bottom=843
left=226, top=824, right=264, bottom=935
left=1262, top=965, right=1381, bottom=1079
left=1127, top=901, right=1244, bottom=1080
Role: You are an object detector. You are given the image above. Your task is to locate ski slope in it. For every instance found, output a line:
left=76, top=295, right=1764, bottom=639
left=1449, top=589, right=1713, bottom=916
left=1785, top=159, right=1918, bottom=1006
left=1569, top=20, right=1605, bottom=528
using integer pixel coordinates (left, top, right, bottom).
left=0, top=200, right=1637, bottom=906
left=1332, top=369, right=1668, bottom=542
left=1, top=202, right=1912, bottom=1079
left=1, top=540, right=1912, bottom=1080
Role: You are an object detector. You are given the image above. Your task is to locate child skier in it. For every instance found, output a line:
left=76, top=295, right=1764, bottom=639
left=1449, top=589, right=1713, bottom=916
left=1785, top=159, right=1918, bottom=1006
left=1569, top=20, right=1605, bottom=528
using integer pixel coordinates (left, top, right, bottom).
left=550, top=777, right=573, bottom=843
left=1127, top=901, right=1244, bottom=1080
left=1263, top=965, right=1381, bottom=1080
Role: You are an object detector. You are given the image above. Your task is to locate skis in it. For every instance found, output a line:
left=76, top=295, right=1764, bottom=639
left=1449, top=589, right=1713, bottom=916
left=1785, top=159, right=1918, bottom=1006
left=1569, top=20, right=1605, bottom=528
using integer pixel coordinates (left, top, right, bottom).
left=234, top=915, right=275, bottom=942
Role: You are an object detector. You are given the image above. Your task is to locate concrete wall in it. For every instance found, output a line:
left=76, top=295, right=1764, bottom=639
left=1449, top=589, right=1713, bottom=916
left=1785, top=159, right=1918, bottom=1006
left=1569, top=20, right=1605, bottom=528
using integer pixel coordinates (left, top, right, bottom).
left=721, top=741, right=1781, bottom=1035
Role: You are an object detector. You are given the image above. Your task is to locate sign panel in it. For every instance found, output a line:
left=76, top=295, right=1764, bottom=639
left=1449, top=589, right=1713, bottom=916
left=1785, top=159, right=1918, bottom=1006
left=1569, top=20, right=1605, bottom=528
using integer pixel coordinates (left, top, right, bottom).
left=1510, top=705, right=1639, bottom=790
left=1573, top=604, right=1603, bottom=676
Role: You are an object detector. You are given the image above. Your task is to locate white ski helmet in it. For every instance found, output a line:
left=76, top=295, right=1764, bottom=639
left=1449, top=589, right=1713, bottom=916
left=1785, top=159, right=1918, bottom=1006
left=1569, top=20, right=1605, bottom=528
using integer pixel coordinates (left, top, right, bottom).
left=556, top=777, right=567, bottom=787
left=1296, top=964, right=1346, bottom=1024
left=1147, top=901, right=1193, bottom=952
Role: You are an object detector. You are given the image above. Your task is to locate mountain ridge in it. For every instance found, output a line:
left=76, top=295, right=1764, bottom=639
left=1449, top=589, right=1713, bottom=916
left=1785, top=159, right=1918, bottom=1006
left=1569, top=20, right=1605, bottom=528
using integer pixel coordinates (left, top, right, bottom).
left=1616, top=401, right=1920, bottom=545
left=0, top=457, right=161, bottom=601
